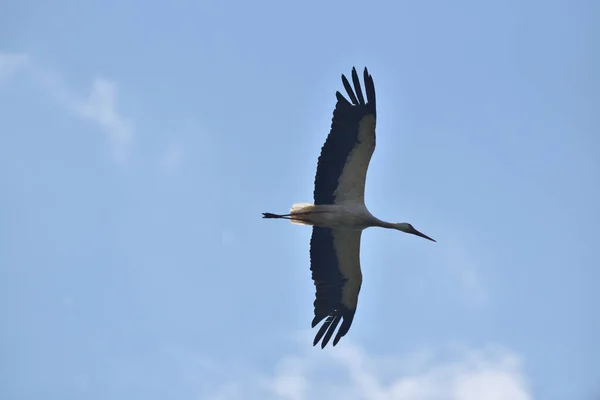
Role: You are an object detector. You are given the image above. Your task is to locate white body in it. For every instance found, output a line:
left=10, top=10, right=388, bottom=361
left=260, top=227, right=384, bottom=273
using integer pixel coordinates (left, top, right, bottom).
left=290, top=203, right=380, bottom=230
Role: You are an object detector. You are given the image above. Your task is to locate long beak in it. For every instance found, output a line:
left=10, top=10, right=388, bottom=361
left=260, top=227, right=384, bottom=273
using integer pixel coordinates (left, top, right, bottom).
left=412, top=228, right=436, bottom=242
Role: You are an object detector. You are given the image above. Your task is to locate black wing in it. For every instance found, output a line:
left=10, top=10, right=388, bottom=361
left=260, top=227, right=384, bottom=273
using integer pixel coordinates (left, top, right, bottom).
left=310, top=227, right=363, bottom=348
left=313, top=67, right=377, bottom=205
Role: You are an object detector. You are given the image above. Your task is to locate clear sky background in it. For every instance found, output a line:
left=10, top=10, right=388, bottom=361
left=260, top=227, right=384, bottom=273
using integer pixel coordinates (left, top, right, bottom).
left=1, top=0, right=598, bottom=399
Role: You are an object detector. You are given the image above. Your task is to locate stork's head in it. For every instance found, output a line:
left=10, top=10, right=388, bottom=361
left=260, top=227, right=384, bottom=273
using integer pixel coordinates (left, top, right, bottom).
left=394, top=223, right=436, bottom=242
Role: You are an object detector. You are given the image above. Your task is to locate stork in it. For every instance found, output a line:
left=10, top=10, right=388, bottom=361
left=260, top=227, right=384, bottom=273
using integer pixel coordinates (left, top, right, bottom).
left=262, top=67, right=435, bottom=348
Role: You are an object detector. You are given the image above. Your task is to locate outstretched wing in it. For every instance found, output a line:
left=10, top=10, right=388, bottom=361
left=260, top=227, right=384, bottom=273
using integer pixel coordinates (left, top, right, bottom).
left=313, top=67, right=377, bottom=206
left=310, top=227, right=363, bottom=348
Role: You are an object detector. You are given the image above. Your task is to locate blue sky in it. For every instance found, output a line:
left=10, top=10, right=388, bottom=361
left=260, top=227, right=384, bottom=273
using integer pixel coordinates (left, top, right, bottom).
left=1, top=0, right=598, bottom=399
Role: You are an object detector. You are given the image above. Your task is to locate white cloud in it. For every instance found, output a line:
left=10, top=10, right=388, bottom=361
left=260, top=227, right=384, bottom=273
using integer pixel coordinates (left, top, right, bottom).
left=73, top=78, right=134, bottom=164
left=0, top=51, right=29, bottom=85
left=186, top=340, right=532, bottom=400
left=1, top=50, right=133, bottom=164
left=159, top=142, right=185, bottom=171
left=39, top=74, right=135, bottom=165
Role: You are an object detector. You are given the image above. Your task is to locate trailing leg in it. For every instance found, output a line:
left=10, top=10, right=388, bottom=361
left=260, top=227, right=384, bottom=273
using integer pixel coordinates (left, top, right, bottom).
left=262, top=212, right=292, bottom=219
left=262, top=203, right=324, bottom=226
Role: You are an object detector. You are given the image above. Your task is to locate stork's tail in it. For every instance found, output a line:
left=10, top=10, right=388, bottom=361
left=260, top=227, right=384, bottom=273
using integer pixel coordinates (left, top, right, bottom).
left=262, top=203, right=315, bottom=225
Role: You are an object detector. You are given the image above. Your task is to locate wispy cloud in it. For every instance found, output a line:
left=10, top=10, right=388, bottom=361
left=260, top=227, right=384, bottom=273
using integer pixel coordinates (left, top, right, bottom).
left=265, top=343, right=530, bottom=400
left=72, top=78, right=134, bottom=164
left=1, top=50, right=134, bottom=164
left=0, top=51, right=29, bottom=85
left=176, top=339, right=532, bottom=400
left=37, top=73, right=135, bottom=165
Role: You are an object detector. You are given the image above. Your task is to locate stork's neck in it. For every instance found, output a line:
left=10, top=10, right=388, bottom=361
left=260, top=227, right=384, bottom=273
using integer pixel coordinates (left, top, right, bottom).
left=371, top=217, right=397, bottom=229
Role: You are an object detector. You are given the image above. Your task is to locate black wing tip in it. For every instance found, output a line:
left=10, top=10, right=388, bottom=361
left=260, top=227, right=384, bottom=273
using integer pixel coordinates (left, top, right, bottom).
left=312, top=340, right=341, bottom=348
left=344, top=66, right=370, bottom=78
left=347, top=66, right=368, bottom=73
left=311, top=308, right=356, bottom=349
left=351, top=68, right=365, bottom=105
left=312, top=327, right=346, bottom=349
left=313, top=320, right=340, bottom=349
left=339, top=66, right=375, bottom=108
left=340, top=74, right=358, bottom=105
left=311, top=314, right=323, bottom=328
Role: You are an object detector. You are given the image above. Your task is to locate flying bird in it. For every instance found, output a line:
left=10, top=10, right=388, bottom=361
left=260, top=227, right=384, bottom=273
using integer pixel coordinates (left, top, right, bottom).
left=262, top=67, right=435, bottom=348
